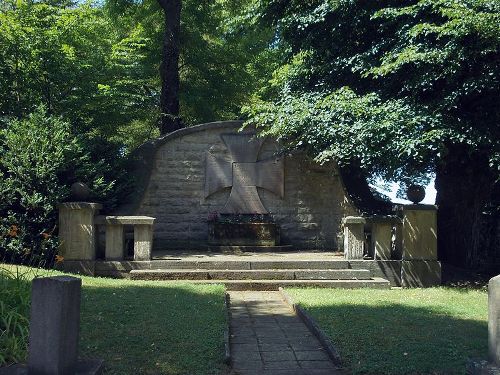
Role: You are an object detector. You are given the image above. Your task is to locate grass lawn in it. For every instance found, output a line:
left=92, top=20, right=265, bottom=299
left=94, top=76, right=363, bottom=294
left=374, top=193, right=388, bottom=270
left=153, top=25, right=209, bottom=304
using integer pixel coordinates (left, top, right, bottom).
left=287, top=287, right=488, bottom=375
left=0, top=265, right=227, bottom=375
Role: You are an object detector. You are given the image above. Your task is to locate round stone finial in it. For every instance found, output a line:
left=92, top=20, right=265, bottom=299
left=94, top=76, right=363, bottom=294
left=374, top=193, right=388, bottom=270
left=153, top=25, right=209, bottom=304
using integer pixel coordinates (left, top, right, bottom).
left=70, top=182, right=91, bottom=201
left=407, top=184, right=425, bottom=204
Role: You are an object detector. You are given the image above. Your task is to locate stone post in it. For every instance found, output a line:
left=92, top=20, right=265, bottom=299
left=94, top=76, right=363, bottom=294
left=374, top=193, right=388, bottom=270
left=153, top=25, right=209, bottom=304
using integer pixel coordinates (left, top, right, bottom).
left=58, top=202, right=102, bottom=260
left=22, top=276, right=104, bottom=375
left=400, top=204, right=441, bottom=287
left=342, top=216, right=366, bottom=260
left=134, top=224, right=153, bottom=261
left=28, top=276, right=81, bottom=374
left=489, top=275, right=500, bottom=366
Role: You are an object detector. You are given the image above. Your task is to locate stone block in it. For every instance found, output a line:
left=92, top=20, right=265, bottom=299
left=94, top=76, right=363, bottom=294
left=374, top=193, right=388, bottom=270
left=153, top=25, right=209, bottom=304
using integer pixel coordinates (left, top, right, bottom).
left=372, top=221, right=392, bottom=260
left=401, top=260, right=441, bottom=287
left=134, top=224, right=153, bottom=261
left=402, top=205, right=437, bottom=260
left=105, top=224, right=124, bottom=260
left=28, top=276, right=81, bottom=374
left=58, top=202, right=102, bottom=261
left=343, top=217, right=366, bottom=260
left=489, top=275, right=500, bottom=366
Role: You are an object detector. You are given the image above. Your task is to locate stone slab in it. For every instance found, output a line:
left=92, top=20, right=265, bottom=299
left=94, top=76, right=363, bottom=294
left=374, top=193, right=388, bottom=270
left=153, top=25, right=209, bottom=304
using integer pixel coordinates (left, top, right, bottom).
left=401, top=260, right=441, bottom=287
left=100, top=216, right=155, bottom=225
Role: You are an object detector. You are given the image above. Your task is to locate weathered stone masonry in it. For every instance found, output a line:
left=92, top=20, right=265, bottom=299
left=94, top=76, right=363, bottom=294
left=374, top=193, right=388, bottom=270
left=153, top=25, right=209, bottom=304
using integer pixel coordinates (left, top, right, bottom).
left=127, top=121, right=359, bottom=250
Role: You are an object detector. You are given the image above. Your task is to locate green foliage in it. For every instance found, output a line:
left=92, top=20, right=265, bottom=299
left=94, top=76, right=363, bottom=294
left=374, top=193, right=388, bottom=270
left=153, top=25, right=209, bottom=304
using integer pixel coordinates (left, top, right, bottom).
left=244, top=0, right=500, bottom=183
left=0, top=267, right=32, bottom=365
left=0, top=0, right=159, bottom=149
left=105, top=0, right=280, bottom=126
left=0, top=108, right=117, bottom=266
left=244, top=87, right=442, bottom=183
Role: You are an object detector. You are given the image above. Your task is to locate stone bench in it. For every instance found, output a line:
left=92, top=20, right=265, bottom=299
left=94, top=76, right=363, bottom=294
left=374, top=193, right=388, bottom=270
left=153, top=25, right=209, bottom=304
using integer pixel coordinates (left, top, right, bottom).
left=95, top=216, right=155, bottom=261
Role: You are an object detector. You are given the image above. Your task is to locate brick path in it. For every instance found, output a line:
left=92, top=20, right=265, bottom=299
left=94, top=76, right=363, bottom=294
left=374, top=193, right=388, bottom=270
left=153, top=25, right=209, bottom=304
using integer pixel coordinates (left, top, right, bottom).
left=228, top=291, right=341, bottom=375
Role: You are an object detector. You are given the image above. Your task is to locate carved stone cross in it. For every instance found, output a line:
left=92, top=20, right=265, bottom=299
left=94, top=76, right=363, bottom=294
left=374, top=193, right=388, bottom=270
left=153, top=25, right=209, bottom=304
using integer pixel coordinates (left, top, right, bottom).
left=204, top=133, right=284, bottom=214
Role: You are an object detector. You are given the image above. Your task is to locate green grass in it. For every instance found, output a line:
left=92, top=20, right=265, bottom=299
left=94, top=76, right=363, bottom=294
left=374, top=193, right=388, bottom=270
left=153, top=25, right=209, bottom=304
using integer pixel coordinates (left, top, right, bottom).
left=287, top=287, right=488, bottom=375
left=0, top=265, right=227, bottom=375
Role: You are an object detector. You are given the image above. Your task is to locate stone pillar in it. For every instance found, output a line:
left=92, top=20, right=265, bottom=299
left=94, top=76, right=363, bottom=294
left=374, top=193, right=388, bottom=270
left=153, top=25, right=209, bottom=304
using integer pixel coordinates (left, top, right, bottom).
left=28, top=276, right=81, bottom=374
left=342, top=216, right=366, bottom=260
left=58, top=202, right=102, bottom=260
left=105, top=224, right=125, bottom=260
left=371, top=218, right=394, bottom=260
left=489, top=275, right=500, bottom=366
left=134, top=224, right=153, bottom=261
left=401, top=204, right=441, bottom=287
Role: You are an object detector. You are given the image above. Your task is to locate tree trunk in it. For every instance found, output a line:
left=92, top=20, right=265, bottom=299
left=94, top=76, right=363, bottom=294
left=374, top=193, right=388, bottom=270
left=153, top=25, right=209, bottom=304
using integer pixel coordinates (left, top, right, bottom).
left=435, top=143, right=498, bottom=269
left=157, top=0, right=182, bottom=134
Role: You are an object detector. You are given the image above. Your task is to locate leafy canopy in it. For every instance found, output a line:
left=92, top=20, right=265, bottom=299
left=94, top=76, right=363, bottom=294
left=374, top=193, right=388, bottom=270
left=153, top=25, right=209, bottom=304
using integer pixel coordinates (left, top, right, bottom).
left=244, top=0, right=500, bottom=185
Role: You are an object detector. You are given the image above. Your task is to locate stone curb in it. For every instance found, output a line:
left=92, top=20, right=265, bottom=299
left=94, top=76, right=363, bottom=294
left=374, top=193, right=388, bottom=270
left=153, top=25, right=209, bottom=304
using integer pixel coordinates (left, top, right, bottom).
left=278, top=287, right=343, bottom=367
left=224, top=292, right=231, bottom=364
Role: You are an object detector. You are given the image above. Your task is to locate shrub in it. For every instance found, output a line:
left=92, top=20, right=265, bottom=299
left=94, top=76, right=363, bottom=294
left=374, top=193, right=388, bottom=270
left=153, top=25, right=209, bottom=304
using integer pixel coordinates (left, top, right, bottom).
left=0, top=107, right=120, bottom=267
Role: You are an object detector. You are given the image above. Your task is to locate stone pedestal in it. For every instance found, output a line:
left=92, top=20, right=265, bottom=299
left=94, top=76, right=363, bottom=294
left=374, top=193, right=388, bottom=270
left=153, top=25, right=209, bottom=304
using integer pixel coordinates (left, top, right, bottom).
left=402, top=205, right=437, bottom=260
left=490, top=275, right=500, bottom=366
left=58, top=202, right=102, bottom=260
left=400, top=205, right=441, bottom=287
left=343, top=217, right=366, bottom=260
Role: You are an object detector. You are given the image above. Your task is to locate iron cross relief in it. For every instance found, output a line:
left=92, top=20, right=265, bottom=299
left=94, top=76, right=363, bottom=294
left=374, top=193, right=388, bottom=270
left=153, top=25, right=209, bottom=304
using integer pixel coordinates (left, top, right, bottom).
left=204, top=133, right=284, bottom=214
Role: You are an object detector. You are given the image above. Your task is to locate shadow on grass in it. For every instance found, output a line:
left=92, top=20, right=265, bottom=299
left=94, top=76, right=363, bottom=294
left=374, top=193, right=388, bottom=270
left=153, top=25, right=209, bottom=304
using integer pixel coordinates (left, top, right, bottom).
left=0, top=266, right=227, bottom=375
left=79, top=283, right=227, bottom=375
left=303, top=303, right=487, bottom=375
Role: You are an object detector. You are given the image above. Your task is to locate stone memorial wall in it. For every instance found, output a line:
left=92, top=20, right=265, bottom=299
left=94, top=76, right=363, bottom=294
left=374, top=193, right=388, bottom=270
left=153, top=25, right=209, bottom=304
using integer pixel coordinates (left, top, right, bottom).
left=124, top=121, right=359, bottom=250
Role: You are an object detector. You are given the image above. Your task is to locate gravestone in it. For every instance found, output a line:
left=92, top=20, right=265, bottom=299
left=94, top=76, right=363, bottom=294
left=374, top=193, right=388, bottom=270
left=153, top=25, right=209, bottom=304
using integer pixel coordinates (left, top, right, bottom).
left=0, top=276, right=103, bottom=375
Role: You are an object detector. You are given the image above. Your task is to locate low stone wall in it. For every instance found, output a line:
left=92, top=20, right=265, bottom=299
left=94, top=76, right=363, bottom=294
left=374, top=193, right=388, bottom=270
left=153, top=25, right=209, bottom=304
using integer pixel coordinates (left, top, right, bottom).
left=126, top=121, right=358, bottom=250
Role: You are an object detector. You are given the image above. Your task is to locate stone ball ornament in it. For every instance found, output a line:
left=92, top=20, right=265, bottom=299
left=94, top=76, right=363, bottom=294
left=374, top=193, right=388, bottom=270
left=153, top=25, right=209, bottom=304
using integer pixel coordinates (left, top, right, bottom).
left=407, top=184, right=426, bottom=204
left=70, top=182, right=91, bottom=201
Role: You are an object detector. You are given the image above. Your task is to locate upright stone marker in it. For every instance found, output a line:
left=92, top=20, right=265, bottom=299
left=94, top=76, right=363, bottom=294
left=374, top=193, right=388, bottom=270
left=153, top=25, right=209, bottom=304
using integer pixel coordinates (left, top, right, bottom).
left=5, top=276, right=106, bottom=375
left=28, top=276, right=81, bottom=374
left=490, top=275, right=500, bottom=366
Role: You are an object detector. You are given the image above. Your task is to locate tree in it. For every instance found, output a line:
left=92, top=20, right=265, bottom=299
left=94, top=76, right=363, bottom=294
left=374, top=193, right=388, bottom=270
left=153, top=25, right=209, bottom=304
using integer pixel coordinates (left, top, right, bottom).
left=157, top=0, right=182, bottom=134
left=105, top=0, right=279, bottom=131
left=244, top=0, right=500, bottom=268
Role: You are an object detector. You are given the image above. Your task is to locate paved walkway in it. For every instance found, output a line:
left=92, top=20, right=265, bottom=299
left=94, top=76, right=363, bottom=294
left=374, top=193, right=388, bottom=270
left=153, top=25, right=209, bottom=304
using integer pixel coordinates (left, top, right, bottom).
left=228, top=291, right=341, bottom=375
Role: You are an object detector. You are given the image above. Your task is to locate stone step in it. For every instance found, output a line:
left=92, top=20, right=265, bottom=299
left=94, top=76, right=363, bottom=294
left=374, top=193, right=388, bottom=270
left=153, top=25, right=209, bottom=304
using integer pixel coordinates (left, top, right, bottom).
left=128, top=269, right=372, bottom=281
left=129, top=278, right=392, bottom=290
left=94, top=259, right=351, bottom=272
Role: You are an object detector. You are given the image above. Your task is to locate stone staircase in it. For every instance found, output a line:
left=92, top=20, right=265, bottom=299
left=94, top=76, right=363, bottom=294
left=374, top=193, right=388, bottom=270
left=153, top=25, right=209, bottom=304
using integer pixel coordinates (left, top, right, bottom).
left=94, top=256, right=391, bottom=290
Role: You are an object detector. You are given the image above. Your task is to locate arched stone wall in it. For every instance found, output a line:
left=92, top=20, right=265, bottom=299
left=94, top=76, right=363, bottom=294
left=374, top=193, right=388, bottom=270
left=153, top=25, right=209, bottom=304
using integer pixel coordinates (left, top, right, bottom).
left=130, top=121, right=359, bottom=250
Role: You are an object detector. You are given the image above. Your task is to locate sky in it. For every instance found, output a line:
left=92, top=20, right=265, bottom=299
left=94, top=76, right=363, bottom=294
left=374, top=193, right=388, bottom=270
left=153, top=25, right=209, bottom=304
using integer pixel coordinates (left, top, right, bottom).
left=371, top=178, right=437, bottom=205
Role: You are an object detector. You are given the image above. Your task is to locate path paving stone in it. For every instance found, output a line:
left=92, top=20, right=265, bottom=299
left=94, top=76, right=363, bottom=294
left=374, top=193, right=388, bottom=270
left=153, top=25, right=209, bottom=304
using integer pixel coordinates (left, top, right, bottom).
left=229, top=291, right=342, bottom=375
